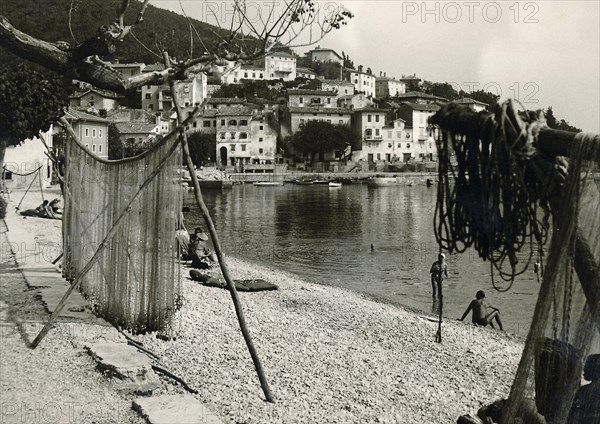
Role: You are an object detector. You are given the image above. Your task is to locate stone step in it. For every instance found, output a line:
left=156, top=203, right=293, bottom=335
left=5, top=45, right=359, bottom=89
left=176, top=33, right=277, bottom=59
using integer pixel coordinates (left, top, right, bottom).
left=133, top=395, right=224, bottom=424
left=86, top=342, right=161, bottom=395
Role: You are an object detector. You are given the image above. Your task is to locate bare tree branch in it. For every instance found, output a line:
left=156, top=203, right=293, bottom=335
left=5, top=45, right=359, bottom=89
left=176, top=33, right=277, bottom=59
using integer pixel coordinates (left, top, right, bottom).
left=0, top=0, right=352, bottom=92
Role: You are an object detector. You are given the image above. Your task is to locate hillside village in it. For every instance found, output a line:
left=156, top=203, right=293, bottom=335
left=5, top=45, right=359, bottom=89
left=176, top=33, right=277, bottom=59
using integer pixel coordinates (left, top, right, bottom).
left=58, top=46, right=489, bottom=175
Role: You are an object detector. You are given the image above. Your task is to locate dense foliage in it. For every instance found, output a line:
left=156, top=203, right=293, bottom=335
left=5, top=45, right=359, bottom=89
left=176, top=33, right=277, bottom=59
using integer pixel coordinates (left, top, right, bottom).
left=291, top=121, right=353, bottom=162
left=187, top=132, right=217, bottom=166
left=544, top=107, right=581, bottom=133
left=0, top=62, right=69, bottom=147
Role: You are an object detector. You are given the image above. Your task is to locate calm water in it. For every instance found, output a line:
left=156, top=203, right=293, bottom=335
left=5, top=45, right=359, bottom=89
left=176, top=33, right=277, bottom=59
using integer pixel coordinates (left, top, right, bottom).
left=183, top=183, right=541, bottom=335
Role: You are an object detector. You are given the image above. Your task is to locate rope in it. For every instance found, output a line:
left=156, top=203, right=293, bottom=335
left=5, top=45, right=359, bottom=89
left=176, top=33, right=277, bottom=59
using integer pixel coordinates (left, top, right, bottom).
left=431, top=100, right=558, bottom=288
left=2, top=164, right=43, bottom=177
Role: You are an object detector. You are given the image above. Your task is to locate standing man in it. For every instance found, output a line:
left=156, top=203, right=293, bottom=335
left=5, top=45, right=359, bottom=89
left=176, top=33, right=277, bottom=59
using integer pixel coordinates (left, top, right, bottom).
left=459, top=290, right=504, bottom=331
left=430, top=253, right=448, bottom=298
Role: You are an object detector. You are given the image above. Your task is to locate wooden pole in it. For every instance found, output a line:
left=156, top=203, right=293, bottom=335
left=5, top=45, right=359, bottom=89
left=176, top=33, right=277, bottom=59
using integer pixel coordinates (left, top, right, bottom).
left=163, top=52, right=274, bottom=402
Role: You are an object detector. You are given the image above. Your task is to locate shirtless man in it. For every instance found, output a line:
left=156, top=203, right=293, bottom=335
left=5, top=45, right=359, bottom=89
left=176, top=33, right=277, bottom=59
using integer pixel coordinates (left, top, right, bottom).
left=430, top=253, right=448, bottom=298
left=459, top=290, right=504, bottom=331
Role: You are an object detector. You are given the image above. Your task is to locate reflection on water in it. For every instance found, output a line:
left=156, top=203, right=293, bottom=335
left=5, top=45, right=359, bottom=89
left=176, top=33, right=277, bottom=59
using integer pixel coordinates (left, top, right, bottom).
left=184, top=183, right=540, bottom=334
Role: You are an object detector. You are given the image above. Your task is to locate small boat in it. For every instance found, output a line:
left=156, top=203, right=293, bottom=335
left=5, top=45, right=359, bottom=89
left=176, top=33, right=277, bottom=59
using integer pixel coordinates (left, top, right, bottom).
left=253, top=181, right=283, bottom=186
left=295, top=179, right=314, bottom=185
left=328, top=182, right=342, bottom=188
left=365, top=177, right=399, bottom=187
left=312, top=180, right=330, bottom=185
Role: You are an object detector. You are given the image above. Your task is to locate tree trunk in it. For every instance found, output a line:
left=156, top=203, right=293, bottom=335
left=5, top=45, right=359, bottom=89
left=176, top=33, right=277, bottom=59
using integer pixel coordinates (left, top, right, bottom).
left=0, top=138, right=8, bottom=181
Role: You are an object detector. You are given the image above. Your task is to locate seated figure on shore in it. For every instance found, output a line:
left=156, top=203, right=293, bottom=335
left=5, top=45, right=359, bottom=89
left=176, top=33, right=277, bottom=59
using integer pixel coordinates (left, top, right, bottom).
left=188, top=227, right=215, bottom=269
left=459, top=290, right=504, bottom=331
left=568, top=354, right=600, bottom=423
left=20, top=200, right=58, bottom=219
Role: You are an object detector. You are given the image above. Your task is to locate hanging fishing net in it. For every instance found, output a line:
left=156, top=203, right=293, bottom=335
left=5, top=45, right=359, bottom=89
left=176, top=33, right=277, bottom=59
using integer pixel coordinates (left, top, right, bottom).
left=62, top=128, right=183, bottom=334
left=432, top=99, right=600, bottom=423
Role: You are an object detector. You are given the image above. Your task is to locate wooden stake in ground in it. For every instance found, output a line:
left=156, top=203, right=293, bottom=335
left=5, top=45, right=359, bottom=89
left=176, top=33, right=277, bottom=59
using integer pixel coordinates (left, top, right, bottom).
left=163, top=52, right=274, bottom=402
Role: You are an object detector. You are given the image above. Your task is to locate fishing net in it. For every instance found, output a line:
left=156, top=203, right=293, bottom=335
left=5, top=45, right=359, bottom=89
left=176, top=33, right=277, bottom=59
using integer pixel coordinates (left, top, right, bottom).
left=62, top=126, right=183, bottom=334
left=431, top=100, right=600, bottom=423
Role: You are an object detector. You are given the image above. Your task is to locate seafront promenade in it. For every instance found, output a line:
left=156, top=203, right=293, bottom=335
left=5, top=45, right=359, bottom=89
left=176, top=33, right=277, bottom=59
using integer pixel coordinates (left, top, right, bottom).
left=1, top=192, right=524, bottom=423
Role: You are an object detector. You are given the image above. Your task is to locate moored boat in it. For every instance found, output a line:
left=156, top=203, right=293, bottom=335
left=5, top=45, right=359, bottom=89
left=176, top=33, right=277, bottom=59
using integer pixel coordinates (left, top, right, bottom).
left=328, top=182, right=342, bottom=187
left=253, top=181, right=284, bottom=186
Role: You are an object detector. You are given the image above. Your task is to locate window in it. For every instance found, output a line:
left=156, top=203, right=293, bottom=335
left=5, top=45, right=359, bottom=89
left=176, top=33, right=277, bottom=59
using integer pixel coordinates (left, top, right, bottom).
left=299, top=97, right=304, bottom=104
left=92, top=129, right=96, bottom=137
left=230, top=144, right=236, bottom=152
left=327, top=98, right=331, bottom=105
left=92, top=144, right=96, bottom=152
left=220, top=133, right=226, bottom=140
left=259, top=148, right=263, bottom=154
left=407, top=143, right=411, bottom=148
left=221, top=119, right=225, bottom=126
left=230, top=132, right=236, bottom=139
left=229, top=119, right=237, bottom=126
left=244, top=72, right=248, bottom=78
left=203, top=121, right=211, bottom=128
left=398, top=143, right=401, bottom=148
left=241, top=144, right=246, bottom=151
left=375, top=129, right=380, bottom=136
left=85, top=128, right=89, bottom=137
left=376, top=153, right=381, bottom=160
left=240, top=133, right=248, bottom=139
left=375, top=115, right=380, bottom=122
left=98, top=145, right=102, bottom=153
left=259, top=125, right=263, bottom=130
left=240, top=120, right=248, bottom=126
left=388, top=143, right=392, bottom=148
left=193, top=122, right=197, bottom=128
left=147, top=85, right=152, bottom=89
left=3, top=170, right=12, bottom=180
left=260, top=74, right=263, bottom=78
left=259, top=137, right=263, bottom=142
left=145, top=93, right=151, bottom=99
left=252, top=73, right=256, bottom=78
left=99, top=130, right=103, bottom=138
left=367, top=115, right=372, bottom=122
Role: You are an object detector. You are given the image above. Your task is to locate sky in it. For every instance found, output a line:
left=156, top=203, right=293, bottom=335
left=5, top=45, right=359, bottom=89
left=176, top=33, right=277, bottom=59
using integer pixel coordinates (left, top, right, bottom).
left=152, top=0, right=600, bottom=132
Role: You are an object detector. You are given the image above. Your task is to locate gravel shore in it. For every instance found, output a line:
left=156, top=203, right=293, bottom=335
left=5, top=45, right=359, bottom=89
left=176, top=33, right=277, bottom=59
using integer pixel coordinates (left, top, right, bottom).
left=136, top=257, right=524, bottom=424
left=3, top=192, right=525, bottom=423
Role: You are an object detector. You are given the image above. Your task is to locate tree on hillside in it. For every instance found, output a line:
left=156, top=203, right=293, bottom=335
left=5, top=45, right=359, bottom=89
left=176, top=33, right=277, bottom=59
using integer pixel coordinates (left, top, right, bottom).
left=107, top=122, right=124, bottom=160
left=291, top=121, right=350, bottom=163
left=341, top=51, right=354, bottom=69
left=422, top=81, right=458, bottom=100
left=544, top=107, right=581, bottom=133
left=0, top=62, right=69, bottom=172
left=187, top=132, right=216, bottom=166
left=461, top=89, right=500, bottom=109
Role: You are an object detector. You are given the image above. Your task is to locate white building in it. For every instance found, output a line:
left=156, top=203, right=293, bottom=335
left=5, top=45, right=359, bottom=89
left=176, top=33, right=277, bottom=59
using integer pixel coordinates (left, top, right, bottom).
left=347, top=66, right=376, bottom=98
left=287, top=89, right=339, bottom=108
left=375, top=73, right=407, bottom=99
left=142, top=73, right=207, bottom=112
left=453, top=97, right=488, bottom=112
left=352, top=107, right=388, bottom=161
left=307, top=46, right=343, bottom=65
left=396, top=102, right=441, bottom=161
left=264, top=51, right=297, bottom=81
left=318, top=79, right=355, bottom=96
left=216, top=106, right=278, bottom=168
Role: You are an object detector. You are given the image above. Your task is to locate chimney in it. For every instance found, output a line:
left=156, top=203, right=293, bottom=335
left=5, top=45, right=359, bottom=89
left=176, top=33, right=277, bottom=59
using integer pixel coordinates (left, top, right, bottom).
left=380, top=71, right=382, bottom=77
left=384, top=72, right=386, bottom=77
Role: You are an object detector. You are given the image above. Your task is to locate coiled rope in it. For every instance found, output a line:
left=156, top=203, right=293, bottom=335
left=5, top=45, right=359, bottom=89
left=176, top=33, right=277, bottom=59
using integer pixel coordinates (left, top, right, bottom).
left=431, top=100, right=567, bottom=289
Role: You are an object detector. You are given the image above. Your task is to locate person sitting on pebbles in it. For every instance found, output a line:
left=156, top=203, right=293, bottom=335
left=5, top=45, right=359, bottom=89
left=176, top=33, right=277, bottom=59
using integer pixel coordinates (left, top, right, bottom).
left=189, top=228, right=215, bottom=269
left=459, top=290, right=504, bottom=331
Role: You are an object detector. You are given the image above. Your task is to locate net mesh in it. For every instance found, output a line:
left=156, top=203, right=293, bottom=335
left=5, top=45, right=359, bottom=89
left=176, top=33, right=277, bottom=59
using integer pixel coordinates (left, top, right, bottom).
left=62, top=131, right=182, bottom=334
left=432, top=100, right=600, bottom=423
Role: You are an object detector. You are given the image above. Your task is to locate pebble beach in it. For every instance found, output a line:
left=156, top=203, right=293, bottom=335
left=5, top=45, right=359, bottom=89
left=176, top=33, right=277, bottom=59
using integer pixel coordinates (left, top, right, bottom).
left=2, top=192, right=526, bottom=423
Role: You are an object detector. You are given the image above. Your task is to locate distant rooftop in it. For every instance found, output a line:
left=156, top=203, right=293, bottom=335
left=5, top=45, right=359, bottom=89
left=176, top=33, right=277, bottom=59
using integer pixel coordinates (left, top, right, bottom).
left=454, top=97, right=489, bottom=106
left=288, top=89, right=338, bottom=96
